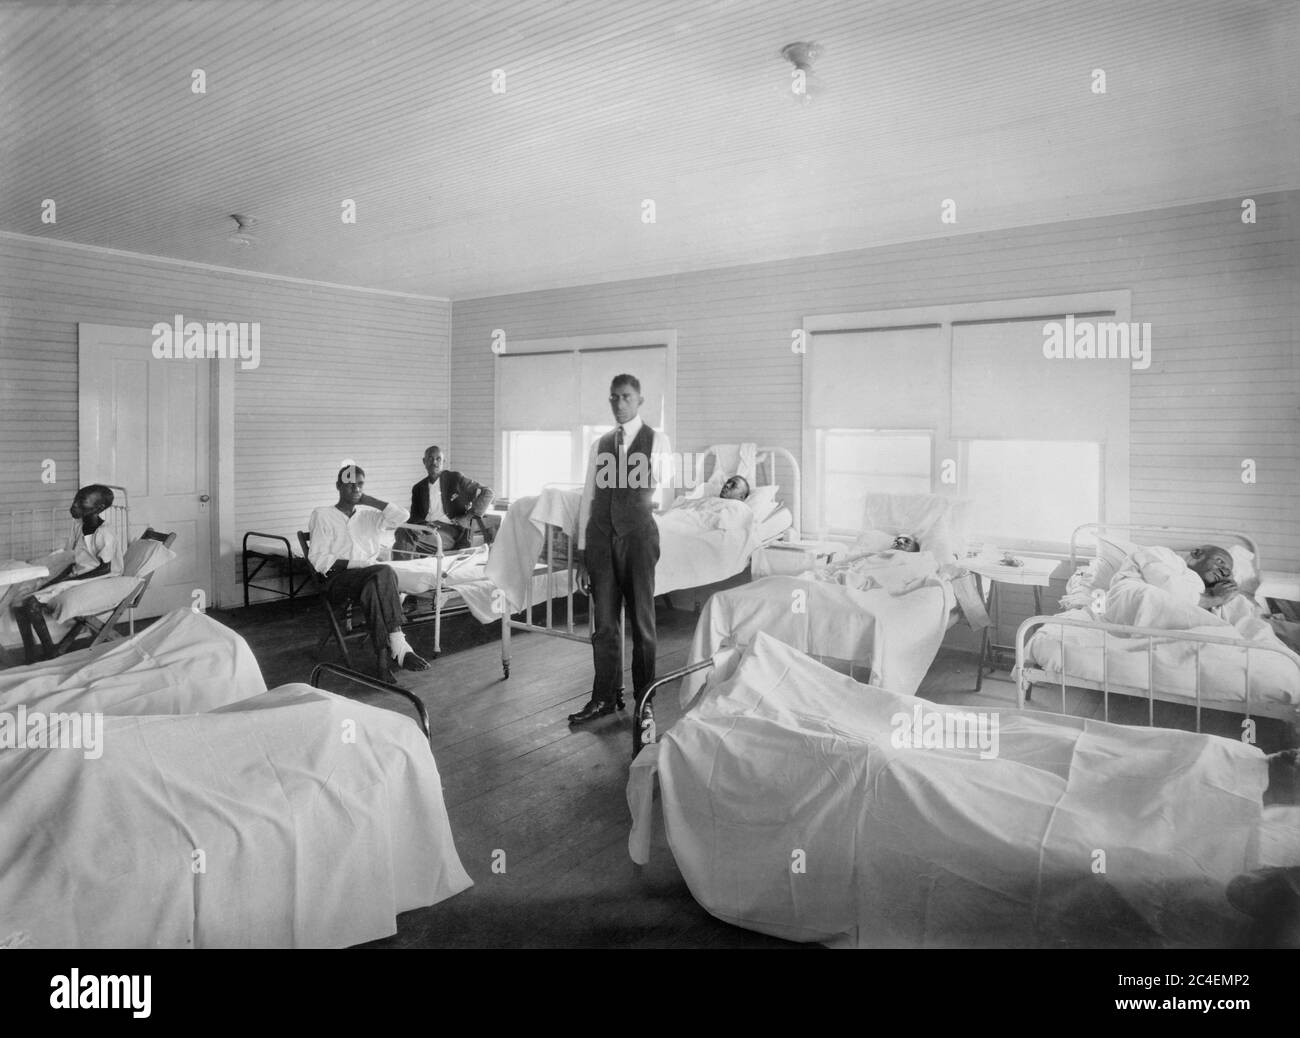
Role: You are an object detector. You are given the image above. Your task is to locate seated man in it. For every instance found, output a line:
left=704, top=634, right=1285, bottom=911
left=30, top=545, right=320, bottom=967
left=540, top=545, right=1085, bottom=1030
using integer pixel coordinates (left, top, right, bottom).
left=307, top=465, right=430, bottom=682
left=394, top=445, right=495, bottom=556
left=13, top=483, right=123, bottom=662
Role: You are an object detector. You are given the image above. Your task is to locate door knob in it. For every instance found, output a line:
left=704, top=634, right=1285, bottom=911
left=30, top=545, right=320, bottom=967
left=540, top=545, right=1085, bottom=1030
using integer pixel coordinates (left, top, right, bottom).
left=199, top=494, right=211, bottom=503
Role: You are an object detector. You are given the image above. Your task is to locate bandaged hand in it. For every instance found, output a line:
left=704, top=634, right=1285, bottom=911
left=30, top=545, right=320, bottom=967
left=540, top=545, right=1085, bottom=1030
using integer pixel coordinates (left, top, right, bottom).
left=1201, top=578, right=1239, bottom=609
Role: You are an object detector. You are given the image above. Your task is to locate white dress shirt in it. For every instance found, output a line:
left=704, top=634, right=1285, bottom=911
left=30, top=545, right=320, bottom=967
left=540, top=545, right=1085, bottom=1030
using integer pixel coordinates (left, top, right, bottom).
left=577, top=415, right=673, bottom=550
left=307, top=502, right=409, bottom=575
left=425, top=478, right=448, bottom=524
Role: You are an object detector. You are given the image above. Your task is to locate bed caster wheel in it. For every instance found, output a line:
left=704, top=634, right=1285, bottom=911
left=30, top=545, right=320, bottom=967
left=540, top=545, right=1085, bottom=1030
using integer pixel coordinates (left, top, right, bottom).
left=431, top=651, right=441, bottom=660
left=502, top=664, right=510, bottom=679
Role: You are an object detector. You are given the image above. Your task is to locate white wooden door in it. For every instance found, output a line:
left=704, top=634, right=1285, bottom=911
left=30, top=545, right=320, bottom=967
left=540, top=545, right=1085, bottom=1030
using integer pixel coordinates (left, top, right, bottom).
left=79, top=323, right=213, bottom=617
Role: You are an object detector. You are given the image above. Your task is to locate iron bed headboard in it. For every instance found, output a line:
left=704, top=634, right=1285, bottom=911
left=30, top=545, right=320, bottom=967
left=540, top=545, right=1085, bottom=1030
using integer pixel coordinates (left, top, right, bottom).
left=698, top=444, right=801, bottom=536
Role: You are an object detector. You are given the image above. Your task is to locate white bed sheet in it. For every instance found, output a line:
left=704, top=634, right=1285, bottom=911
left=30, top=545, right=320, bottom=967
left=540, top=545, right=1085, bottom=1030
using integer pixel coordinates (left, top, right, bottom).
left=680, top=567, right=957, bottom=706
left=0, top=682, right=471, bottom=948
left=648, top=632, right=1284, bottom=948
left=1026, top=606, right=1300, bottom=707
left=0, top=608, right=265, bottom=716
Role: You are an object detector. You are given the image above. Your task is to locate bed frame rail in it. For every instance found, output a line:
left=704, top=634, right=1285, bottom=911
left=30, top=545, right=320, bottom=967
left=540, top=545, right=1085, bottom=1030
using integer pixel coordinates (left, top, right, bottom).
left=310, top=661, right=434, bottom=754
left=1013, top=613, right=1300, bottom=732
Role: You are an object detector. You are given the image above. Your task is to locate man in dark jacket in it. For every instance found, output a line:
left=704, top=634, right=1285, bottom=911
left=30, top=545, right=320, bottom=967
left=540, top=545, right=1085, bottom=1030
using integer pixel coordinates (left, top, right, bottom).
left=395, top=445, right=496, bottom=555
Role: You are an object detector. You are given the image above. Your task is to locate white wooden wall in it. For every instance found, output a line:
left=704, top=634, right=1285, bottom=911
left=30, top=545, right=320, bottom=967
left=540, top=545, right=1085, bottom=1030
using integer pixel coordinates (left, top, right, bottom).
left=452, top=192, right=1299, bottom=571
left=0, top=236, right=451, bottom=600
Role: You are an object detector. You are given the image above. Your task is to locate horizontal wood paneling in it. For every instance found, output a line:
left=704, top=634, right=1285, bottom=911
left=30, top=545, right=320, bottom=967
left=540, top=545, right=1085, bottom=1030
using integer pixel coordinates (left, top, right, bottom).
left=0, top=236, right=450, bottom=600
left=451, top=192, right=1299, bottom=570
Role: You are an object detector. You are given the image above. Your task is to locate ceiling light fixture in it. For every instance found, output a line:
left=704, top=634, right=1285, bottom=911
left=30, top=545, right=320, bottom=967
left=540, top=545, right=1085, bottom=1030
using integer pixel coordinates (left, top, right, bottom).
left=780, top=41, right=824, bottom=104
left=227, top=213, right=258, bottom=248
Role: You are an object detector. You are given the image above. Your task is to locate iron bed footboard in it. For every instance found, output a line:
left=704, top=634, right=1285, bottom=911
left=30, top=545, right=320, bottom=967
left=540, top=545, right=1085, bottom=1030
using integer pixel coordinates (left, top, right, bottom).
left=1013, top=614, right=1300, bottom=732
left=309, top=660, right=434, bottom=755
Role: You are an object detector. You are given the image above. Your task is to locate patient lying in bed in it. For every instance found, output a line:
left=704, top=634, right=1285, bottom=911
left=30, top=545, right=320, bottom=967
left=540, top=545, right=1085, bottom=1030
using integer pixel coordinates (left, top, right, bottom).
left=808, top=533, right=935, bottom=595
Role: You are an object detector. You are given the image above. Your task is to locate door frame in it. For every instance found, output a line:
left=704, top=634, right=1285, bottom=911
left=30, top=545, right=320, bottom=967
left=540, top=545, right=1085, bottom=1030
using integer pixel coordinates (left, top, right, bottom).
left=77, top=323, right=238, bottom=610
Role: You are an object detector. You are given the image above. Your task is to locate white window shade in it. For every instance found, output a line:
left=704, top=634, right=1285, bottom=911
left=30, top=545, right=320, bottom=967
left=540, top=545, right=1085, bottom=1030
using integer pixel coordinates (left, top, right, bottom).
left=950, top=319, right=1128, bottom=440
left=578, top=347, right=667, bottom=428
left=498, top=352, right=576, bottom=429
left=808, top=328, right=945, bottom=428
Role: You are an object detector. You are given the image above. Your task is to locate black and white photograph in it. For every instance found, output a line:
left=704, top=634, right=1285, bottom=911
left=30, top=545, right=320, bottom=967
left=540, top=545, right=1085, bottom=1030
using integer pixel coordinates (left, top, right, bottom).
left=0, top=0, right=1297, bottom=991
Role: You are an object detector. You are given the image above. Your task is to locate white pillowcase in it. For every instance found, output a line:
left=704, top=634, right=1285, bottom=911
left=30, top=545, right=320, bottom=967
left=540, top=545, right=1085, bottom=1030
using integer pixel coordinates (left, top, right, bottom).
left=1086, top=534, right=1139, bottom=591
left=124, top=538, right=177, bottom=578
left=859, top=493, right=970, bottom=563
left=743, top=484, right=780, bottom=521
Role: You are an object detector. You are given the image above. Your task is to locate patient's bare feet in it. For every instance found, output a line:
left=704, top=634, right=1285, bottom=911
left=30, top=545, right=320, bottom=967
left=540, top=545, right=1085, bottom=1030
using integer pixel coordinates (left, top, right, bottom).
left=399, top=651, right=430, bottom=672
left=1265, top=749, right=1300, bottom=805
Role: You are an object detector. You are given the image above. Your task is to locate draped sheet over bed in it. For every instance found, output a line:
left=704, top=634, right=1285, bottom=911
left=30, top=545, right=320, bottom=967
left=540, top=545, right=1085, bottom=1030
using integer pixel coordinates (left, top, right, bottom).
left=0, top=611, right=472, bottom=948
left=653, top=633, right=1273, bottom=947
left=680, top=570, right=957, bottom=705
left=0, top=608, right=264, bottom=716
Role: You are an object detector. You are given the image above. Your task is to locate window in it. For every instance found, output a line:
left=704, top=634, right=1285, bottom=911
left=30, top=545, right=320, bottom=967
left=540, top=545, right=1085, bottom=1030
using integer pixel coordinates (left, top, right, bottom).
left=803, top=293, right=1131, bottom=550
left=819, top=430, right=932, bottom=533
left=495, top=335, right=675, bottom=499
left=964, top=440, right=1100, bottom=549
left=504, top=431, right=573, bottom=499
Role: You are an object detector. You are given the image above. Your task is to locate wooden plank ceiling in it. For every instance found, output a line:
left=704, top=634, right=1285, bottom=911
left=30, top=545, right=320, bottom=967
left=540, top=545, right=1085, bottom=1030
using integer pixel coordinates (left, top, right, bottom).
left=0, top=0, right=1295, bottom=298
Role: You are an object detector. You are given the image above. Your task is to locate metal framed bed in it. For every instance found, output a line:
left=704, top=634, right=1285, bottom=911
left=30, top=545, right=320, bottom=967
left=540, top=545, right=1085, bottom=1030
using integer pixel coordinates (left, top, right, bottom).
left=1012, top=522, right=1300, bottom=731
left=499, top=444, right=802, bottom=682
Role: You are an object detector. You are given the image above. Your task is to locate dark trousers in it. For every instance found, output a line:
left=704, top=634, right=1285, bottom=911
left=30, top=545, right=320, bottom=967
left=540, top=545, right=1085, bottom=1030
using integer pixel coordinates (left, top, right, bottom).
left=586, top=520, right=659, bottom=703
left=325, top=565, right=403, bottom=661
left=395, top=522, right=466, bottom=555
left=14, top=595, right=55, bottom=663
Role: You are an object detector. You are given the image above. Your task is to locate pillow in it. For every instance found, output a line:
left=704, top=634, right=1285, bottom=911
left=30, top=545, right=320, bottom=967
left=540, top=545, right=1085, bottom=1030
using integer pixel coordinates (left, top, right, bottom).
left=860, top=493, right=971, bottom=563
left=743, top=484, right=780, bottom=521
left=36, top=575, right=143, bottom=623
left=1088, top=533, right=1139, bottom=591
left=1228, top=544, right=1260, bottom=596
left=852, top=529, right=896, bottom=554
left=123, top=538, right=178, bottom=578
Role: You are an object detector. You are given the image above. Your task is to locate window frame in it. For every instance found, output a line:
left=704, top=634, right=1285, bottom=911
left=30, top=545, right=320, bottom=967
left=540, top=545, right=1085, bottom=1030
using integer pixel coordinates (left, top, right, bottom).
left=802, top=293, right=1131, bottom=554
left=494, top=331, right=677, bottom=498
left=816, top=428, right=935, bottom=537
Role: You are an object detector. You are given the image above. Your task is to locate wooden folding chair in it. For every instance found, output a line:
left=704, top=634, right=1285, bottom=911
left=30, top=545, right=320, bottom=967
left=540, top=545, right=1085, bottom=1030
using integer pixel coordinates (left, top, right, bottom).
left=297, top=530, right=371, bottom=667
left=55, top=528, right=177, bottom=655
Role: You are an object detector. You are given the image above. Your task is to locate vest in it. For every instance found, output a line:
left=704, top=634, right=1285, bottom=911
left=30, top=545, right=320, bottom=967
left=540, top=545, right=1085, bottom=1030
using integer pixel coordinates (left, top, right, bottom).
left=589, top=422, right=657, bottom=536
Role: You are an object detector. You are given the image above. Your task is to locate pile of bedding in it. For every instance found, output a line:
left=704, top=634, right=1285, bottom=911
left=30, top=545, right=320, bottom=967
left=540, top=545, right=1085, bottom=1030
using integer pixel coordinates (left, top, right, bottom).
left=641, top=632, right=1284, bottom=947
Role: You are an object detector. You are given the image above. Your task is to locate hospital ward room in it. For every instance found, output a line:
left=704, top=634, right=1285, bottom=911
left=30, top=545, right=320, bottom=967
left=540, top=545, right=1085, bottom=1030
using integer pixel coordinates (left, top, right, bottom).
left=1, top=0, right=1299, bottom=960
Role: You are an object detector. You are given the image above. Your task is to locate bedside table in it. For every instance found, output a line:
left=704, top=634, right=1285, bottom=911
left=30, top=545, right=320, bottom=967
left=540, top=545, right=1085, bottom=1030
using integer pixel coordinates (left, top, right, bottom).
left=962, top=555, right=1060, bottom=691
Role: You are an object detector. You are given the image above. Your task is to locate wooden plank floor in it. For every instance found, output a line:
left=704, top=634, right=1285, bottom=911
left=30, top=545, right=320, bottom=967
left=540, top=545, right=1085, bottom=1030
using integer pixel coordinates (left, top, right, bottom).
left=194, top=591, right=1291, bottom=947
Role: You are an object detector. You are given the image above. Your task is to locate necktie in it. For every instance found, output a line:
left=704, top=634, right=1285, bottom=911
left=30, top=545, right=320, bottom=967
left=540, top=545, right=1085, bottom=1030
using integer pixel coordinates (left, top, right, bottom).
left=616, top=425, right=625, bottom=453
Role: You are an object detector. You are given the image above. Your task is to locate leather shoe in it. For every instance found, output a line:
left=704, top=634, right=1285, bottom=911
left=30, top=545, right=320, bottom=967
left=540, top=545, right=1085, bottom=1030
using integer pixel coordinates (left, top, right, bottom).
left=568, top=697, right=617, bottom=725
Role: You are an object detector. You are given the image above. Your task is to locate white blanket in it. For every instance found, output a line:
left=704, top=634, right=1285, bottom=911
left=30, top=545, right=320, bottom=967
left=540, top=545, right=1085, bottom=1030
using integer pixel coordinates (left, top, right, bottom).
left=647, top=632, right=1276, bottom=947
left=0, top=611, right=472, bottom=948
left=0, top=609, right=265, bottom=716
left=0, top=683, right=472, bottom=948
left=680, top=571, right=956, bottom=706
left=482, top=489, right=764, bottom=616
left=1029, top=556, right=1300, bottom=706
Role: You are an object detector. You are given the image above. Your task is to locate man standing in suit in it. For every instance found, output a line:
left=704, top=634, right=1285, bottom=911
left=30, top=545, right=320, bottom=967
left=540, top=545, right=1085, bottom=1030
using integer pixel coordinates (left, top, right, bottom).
left=395, top=445, right=496, bottom=556
left=570, top=374, right=672, bottom=726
